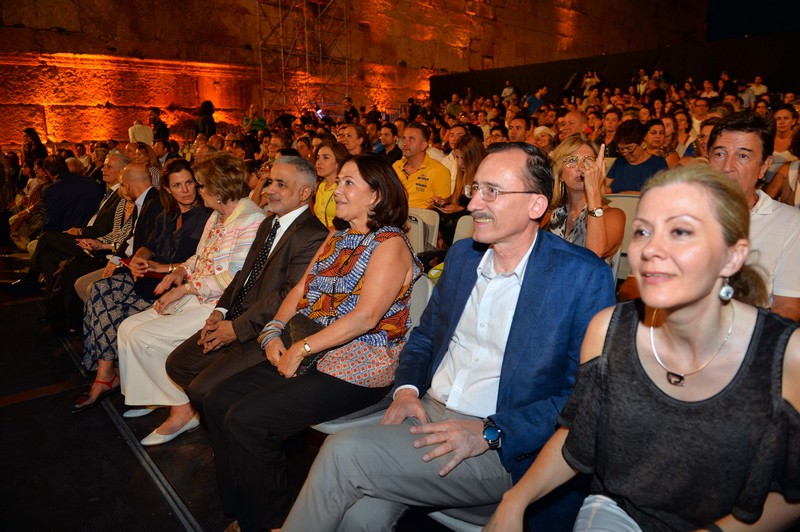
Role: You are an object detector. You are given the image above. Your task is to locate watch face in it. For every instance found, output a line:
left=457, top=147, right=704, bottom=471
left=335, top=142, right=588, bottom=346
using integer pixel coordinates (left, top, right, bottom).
left=483, top=426, right=501, bottom=442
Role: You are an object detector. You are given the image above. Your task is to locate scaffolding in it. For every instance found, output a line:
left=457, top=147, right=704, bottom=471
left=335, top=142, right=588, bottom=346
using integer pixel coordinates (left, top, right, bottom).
left=256, top=0, right=351, bottom=115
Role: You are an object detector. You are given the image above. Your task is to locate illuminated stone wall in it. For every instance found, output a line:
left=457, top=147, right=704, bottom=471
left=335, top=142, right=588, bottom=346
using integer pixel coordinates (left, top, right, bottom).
left=0, top=0, right=706, bottom=145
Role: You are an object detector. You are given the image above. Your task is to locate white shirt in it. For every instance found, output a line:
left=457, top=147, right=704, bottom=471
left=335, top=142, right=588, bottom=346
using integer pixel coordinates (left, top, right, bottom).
left=427, top=147, right=446, bottom=162
left=441, top=152, right=458, bottom=195
left=267, top=204, right=308, bottom=259
left=424, top=237, right=536, bottom=418
left=749, top=190, right=800, bottom=301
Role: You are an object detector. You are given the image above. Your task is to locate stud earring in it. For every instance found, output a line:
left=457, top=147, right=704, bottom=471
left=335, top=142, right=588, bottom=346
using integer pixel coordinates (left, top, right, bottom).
left=719, top=277, right=734, bottom=302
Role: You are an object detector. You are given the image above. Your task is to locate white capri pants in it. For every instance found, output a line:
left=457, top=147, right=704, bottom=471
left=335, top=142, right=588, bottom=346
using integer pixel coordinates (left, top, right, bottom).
left=118, top=295, right=215, bottom=406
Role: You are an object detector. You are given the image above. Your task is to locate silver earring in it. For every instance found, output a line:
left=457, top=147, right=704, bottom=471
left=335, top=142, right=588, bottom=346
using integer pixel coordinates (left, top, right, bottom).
left=216, top=197, right=222, bottom=204
left=719, top=277, right=734, bottom=302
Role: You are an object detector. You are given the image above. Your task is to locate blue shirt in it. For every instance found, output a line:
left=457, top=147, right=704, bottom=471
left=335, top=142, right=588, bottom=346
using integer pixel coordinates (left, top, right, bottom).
left=608, top=155, right=668, bottom=193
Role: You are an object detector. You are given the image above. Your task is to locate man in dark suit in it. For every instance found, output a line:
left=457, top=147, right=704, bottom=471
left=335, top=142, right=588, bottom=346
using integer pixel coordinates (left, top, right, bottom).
left=162, top=156, right=327, bottom=413
left=53, top=162, right=162, bottom=331
left=41, top=154, right=103, bottom=233
left=9, top=153, right=128, bottom=294
left=282, top=143, right=616, bottom=532
left=149, top=107, right=170, bottom=141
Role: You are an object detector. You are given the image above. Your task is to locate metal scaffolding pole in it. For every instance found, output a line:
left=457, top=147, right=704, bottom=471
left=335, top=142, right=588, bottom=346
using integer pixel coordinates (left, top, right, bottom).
left=257, top=0, right=351, bottom=115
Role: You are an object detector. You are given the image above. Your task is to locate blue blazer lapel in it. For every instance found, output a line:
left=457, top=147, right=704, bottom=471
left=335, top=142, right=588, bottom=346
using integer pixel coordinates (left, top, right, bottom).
left=498, top=232, right=555, bottom=397
left=429, top=241, right=484, bottom=375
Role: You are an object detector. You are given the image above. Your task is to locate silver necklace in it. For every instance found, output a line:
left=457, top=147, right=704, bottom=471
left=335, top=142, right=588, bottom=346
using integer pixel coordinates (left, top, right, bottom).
left=649, top=304, right=735, bottom=386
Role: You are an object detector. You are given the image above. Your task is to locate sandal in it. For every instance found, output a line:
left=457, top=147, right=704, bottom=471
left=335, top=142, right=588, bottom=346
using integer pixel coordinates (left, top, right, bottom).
left=71, top=375, right=120, bottom=414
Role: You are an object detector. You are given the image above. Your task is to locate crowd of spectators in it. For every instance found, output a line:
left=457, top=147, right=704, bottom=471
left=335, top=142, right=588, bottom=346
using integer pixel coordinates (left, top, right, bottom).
left=1, top=65, right=799, bottom=531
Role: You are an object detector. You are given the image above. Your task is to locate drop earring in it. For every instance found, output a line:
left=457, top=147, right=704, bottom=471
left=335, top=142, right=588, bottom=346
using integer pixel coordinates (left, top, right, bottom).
left=719, top=277, right=734, bottom=302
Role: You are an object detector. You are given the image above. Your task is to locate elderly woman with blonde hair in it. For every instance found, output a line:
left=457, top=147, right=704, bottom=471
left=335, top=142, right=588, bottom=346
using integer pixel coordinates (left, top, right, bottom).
left=117, top=152, right=265, bottom=445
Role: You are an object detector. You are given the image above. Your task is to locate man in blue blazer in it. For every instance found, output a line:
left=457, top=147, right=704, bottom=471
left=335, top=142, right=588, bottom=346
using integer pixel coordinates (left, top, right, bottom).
left=281, top=143, right=616, bottom=532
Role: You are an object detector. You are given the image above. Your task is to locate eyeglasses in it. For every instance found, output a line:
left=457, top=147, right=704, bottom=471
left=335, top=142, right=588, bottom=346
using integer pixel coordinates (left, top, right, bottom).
left=470, top=183, right=536, bottom=202
left=617, top=144, right=639, bottom=154
left=195, top=182, right=205, bottom=191
left=564, top=155, right=596, bottom=168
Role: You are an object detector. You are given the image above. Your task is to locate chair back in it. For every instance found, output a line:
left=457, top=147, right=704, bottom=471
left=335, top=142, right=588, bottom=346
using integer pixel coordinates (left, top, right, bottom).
left=452, top=215, right=474, bottom=244
left=407, top=208, right=440, bottom=253
left=407, top=274, right=433, bottom=336
left=606, top=193, right=640, bottom=280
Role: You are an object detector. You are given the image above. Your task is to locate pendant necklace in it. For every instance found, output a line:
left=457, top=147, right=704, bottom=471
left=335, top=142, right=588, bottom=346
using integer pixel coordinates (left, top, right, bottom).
left=649, top=304, right=735, bottom=386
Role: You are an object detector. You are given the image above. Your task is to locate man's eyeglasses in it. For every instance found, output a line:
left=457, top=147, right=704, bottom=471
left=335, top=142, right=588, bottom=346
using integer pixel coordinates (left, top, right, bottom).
left=564, top=155, right=596, bottom=168
left=470, top=183, right=536, bottom=202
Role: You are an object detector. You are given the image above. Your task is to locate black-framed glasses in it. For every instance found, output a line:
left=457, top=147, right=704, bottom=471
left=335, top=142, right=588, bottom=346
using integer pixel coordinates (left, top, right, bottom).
left=470, top=183, right=536, bottom=202
left=617, top=144, right=638, bottom=154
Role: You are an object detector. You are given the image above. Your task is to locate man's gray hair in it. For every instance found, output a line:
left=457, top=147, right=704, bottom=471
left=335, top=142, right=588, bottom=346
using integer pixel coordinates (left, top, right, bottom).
left=107, top=152, right=131, bottom=166
left=273, top=155, right=317, bottom=190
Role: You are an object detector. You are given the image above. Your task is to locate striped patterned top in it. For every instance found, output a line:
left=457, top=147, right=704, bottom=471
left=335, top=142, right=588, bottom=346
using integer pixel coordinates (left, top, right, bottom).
left=183, top=198, right=266, bottom=304
left=96, top=199, right=135, bottom=247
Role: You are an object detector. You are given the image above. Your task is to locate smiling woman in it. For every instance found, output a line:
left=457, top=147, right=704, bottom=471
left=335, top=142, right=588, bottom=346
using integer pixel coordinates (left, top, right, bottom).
left=486, top=165, right=800, bottom=531
left=203, top=154, right=422, bottom=530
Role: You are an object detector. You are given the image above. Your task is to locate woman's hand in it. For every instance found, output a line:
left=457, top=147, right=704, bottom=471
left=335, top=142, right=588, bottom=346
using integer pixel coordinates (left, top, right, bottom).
left=154, top=272, right=183, bottom=295
left=275, top=341, right=305, bottom=378
left=429, top=195, right=448, bottom=208
left=153, top=285, right=186, bottom=315
left=101, top=261, right=118, bottom=278
left=76, top=238, right=106, bottom=251
left=128, top=256, right=150, bottom=280
left=437, top=203, right=464, bottom=214
left=264, top=337, right=287, bottom=366
left=583, top=145, right=606, bottom=197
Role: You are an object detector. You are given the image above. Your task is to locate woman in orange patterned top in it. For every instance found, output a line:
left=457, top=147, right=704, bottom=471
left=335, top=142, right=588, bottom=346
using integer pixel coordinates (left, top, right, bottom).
left=205, top=154, right=422, bottom=531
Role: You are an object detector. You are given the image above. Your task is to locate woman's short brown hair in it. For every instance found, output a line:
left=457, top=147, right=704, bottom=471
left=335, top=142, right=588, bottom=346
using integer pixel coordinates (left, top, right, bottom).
left=194, top=152, right=251, bottom=203
left=333, top=154, right=408, bottom=232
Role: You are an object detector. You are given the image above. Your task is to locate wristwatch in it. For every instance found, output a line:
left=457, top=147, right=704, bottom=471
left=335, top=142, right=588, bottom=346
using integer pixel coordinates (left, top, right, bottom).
left=482, top=418, right=502, bottom=450
left=302, top=338, right=312, bottom=355
left=588, top=207, right=604, bottom=218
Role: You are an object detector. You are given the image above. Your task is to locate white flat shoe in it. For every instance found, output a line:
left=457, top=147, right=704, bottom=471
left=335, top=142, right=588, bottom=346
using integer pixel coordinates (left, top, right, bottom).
left=123, top=407, right=161, bottom=418
left=140, top=415, right=200, bottom=446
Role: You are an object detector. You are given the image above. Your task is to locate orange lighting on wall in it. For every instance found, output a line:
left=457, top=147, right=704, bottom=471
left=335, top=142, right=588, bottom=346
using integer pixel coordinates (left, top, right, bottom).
left=0, top=52, right=260, bottom=144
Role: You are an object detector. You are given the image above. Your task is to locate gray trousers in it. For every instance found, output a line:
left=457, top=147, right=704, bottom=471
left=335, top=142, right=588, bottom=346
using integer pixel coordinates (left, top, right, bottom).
left=282, top=396, right=513, bottom=532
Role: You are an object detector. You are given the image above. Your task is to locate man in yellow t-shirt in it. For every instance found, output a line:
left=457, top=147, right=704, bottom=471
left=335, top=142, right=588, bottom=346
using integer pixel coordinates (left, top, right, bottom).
left=392, top=122, right=451, bottom=209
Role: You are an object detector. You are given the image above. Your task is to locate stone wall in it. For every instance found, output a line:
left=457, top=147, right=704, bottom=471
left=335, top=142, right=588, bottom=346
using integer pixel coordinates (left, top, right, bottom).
left=0, top=0, right=706, bottom=145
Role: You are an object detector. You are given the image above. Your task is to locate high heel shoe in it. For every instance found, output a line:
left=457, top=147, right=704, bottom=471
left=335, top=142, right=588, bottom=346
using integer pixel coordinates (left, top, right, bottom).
left=140, top=414, right=200, bottom=446
left=71, top=375, right=120, bottom=413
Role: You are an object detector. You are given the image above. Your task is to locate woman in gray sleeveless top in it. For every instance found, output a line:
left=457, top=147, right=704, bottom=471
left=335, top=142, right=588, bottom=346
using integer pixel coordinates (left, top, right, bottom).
left=487, top=165, right=800, bottom=531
